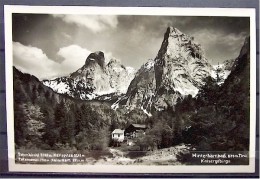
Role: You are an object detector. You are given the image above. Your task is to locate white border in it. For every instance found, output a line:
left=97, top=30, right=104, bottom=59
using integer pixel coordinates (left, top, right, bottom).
left=4, top=5, right=256, bottom=173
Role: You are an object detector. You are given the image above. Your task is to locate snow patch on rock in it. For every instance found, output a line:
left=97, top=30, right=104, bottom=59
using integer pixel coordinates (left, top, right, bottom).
left=42, top=52, right=136, bottom=100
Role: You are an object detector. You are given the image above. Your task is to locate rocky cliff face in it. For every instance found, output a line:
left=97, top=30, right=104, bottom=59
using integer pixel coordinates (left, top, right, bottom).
left=180, top=36, right=250, bottom=151
left=124, top=59, right=156, bottom=113
left=223, top=58, right=235, bottom=71
left=106, top=58, right=136, bottom=94
left=113, top=27, right=213, bottom=113
left=42, top=51, right=135, bottom=100
left=211, top=59, right=235, bottom=85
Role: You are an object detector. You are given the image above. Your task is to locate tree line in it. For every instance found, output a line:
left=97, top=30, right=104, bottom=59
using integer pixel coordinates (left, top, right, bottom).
left=13, top=67, right=121, bottom=150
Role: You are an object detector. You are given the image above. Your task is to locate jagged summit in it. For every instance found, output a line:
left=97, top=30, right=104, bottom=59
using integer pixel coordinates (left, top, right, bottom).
left=108, top=58, right=121, bottom=64
left=157, top=26, right=203, bottom=62
left=230, top=36, right=249, bottom=72
left=113, top=26, right=213, bottom=113
left=107, top=58, right=124, bottom=69
left=166, top=26, right=183, bottom=35
left=237, top=36, right=249, bottom=60
left=43, top=51, right=136, bottom=100
left=85, top=51, right=105, bottom=68
left=155, top=26, right=211, bottom=91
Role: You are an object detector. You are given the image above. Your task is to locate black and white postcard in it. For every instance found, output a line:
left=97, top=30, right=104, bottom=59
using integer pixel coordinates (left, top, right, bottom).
left=4, top=6, right=256, bottom=173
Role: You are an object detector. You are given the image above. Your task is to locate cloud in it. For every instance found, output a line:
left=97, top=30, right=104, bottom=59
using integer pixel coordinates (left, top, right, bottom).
left=102, top=51, right=114, bottom=64
left=13, top=42, right=116, bottom=80
left=57, top=44, right=91, bottom=72
left=53, top=14, right=118, bottom=33
left=191, top=29, right=247, bottom=64
left=57, top=45, right=116, bottom=69
left=13, top=42, right=59, bottom=79
left=13, top=42, right=92, bottom=79
left=61, top=32, right=72, bottom=39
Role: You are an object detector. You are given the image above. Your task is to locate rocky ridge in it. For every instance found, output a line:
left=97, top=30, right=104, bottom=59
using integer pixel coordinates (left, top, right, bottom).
left=43, top=51, right=136, bottom=100
left=113, top=27, right=213, bottom=113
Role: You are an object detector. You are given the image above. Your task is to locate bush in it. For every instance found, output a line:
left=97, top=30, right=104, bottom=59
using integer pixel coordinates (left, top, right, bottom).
left=176, top=150, right=192, bottom=164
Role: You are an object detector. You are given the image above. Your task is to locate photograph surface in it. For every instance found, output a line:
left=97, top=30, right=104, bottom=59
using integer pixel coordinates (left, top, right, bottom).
left=5, top=6, right=256, bottom=173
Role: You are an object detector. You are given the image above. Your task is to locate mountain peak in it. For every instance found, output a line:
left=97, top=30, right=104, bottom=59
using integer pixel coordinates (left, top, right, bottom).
left=85, top=51, right=105, bottom=68
left=156, top=26, right=204, bottom=63
left=238, top=36, right=249, bottom=58
left=107, top=58, right=121, bottom=66
left=166, top=26, right=183, bottom=35
left=117, top=26, right=212, bottom=112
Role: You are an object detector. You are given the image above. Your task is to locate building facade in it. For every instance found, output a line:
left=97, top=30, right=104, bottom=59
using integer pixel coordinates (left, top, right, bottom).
left=125, top=124, right=147, bottom=139
left=111, top=129, right=125, bottom=142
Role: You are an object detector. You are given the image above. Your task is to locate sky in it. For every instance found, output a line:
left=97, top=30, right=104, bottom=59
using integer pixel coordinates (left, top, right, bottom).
left=12, top=14, right=250, bottom=80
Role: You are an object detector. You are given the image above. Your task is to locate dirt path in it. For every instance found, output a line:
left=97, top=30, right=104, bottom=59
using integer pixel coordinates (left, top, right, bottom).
left=94, top=148, right=134, bottom=165
left=138, top=144, right=191, bottom=165
left=94, top=144, right=191, bottom=165
left=109, top=148, right=125, bottom=158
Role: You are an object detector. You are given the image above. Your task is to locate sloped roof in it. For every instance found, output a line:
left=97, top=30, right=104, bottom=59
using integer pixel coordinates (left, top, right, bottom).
left=131, top=124, right=146, bottom=129
left=112, top=129, right=124, bottom=134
